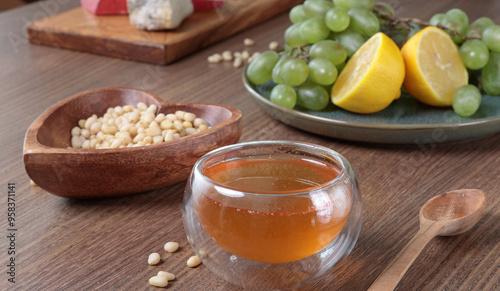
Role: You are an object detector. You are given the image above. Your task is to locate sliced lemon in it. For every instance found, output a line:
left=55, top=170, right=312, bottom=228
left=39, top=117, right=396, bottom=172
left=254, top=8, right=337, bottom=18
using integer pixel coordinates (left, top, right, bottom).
left=332, top=32, right=405, bottom=114
left=401, top=26, right=468, bottom=106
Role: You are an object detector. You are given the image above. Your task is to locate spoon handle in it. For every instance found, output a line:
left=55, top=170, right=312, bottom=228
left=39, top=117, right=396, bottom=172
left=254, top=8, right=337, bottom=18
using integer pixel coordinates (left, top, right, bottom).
left=367, top=223, right=440, bottom=291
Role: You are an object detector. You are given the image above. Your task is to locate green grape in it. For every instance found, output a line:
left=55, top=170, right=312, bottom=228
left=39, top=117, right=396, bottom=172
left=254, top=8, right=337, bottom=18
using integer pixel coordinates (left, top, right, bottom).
left=303, top=0, right=333, bottom=18
left=299, top=17, right=330, bottom=44
left=482, top=25, right=500, bottom=53
left=308, top=58, right=338, bottom=85
left=333, top=0, right=374, bottom=10
left=471, top=17, right=495, bottom=29
left=333, top=29, right=366, bottom=57
left=284, top=22, right=308, bottom=47
left=272, top=55, right=293, bottom=84
left=310, top=40, right=347, bottom=65
left=325, top=7, right=350, bottom=32
left=280, top=58, right=309, bottom=87
left=246, top=51, right=279, bottom=85
left=459, top=40, right=490, bottom=70
left=348, top=8, right=380, bottom=37
left=429, top=13, right=446, bottom=26
left=467, top=17, right=495, bottom=38
left=270, top=84, right=297, bottom=109
left=482, top=52, right=500, bottom=96
left=441, top=18, right=466, bottom=44
left=289, top=5, right=309, bottom=24
left=441, top=9, right=469, bottom=44
left=446, top=8, right=469, bottom=31
left=373, top=3, right=395, bottom=18
left=296, top=80, right=330, bottom=111
left=452, top=85, right=481, bottom=117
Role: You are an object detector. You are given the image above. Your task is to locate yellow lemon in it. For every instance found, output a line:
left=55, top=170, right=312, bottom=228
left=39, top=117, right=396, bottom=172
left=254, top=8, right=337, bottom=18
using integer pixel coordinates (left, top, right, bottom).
left=332, top=32, right=405, bottom=114
left=401, top=26, right=468, bottom=106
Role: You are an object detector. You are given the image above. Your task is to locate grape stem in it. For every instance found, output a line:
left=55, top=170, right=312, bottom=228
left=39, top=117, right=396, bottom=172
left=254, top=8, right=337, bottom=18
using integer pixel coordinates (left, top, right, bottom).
left=376, top=13, right=481, bottom=43
left=284, top=45, right=311, bottom=62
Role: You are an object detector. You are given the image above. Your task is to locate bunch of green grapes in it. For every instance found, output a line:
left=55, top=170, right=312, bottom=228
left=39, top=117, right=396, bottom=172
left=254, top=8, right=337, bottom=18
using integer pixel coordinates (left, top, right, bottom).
left=245, top=0, right=500, bottom=117
left=429, top=9, right=500, bottom=116
left=246, top=0, right=379, bottom=110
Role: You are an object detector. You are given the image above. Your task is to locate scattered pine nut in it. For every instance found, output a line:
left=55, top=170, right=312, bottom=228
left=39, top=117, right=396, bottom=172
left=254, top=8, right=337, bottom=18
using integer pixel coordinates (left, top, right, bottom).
left=243, top=38, right=255, bottom=46
left=199, top=250, right=207, bottom=258
left=248, top=52, right=260, bottom=63
left=157, top=271, right=176, bottom=281
left=207, top=53, right=222, bottom=63
left=222, top=50, right=233, bottom=61
left=233, top=57, right=243, bottom=68
left=149, top=275, right=168, bottom=287
left=187, top=255, right=202, bottom=268
left=30, top=180, right=37, bottom=186
left=269, top=41, right=279, bottom=51
left=148, top=253, right=161, bottom=265
left=240, top=50, right=250, bottom=61
left=164, top=242, right=180, bottom=253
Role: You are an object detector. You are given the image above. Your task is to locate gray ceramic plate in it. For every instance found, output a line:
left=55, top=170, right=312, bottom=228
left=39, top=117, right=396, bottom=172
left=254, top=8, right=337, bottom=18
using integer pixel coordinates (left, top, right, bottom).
left=243, top=73, right=500, bottom=144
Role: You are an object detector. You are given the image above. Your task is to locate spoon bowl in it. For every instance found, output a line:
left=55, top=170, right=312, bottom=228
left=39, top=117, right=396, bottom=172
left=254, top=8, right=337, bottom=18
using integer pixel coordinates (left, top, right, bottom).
left=368, top=189, right=486, bottom=291
left=23, top=88, right=242, bottom=199
left=420, top=189, right=487, bottom=236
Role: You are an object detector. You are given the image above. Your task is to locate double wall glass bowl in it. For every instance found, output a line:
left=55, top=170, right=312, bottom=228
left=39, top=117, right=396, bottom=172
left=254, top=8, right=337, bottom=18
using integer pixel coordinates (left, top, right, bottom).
left=183, top=141, right=363, bottom=290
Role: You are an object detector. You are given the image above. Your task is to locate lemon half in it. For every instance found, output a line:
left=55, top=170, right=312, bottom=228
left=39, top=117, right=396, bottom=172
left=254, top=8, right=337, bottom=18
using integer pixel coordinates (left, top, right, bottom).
left=332, top=32, right=405, bottom=114
left=401, top=26, right=468, bottom=106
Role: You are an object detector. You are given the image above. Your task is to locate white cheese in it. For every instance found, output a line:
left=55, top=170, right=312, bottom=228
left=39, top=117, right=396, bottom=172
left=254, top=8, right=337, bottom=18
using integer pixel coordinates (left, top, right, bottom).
left=127, top=0, right=194, bottom=30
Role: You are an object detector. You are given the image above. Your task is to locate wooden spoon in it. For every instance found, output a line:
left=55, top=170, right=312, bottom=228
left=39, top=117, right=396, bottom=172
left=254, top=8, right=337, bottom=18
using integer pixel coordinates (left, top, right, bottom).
left=368, top=189, right=486, bottom=291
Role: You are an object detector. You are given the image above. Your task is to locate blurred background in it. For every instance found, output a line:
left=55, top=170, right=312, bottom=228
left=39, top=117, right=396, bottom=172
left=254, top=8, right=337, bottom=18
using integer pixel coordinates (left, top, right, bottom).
left=0, top=0, right=38, bottom=12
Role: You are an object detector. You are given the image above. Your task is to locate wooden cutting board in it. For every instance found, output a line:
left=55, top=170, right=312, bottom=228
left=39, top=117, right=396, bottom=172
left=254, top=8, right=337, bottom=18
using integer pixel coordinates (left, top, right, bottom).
left=28, top=0, right=302, bottom=65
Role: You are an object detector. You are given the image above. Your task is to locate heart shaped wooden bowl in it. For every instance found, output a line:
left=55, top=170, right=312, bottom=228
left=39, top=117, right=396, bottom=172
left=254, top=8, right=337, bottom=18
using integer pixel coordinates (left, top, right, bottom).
left=23, top=88, right=242, bottom=199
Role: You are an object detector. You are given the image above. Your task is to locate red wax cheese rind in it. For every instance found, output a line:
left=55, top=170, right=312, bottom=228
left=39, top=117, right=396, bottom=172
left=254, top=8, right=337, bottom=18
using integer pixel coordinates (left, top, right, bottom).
left=192, top=0, right=224, bottom=11
left=81, top=0, right=128, bottom=15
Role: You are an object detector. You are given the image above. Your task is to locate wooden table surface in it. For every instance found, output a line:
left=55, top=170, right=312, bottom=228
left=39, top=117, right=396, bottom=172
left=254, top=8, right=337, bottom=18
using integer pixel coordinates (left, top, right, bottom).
left=1, top=0, right=499, bottom=290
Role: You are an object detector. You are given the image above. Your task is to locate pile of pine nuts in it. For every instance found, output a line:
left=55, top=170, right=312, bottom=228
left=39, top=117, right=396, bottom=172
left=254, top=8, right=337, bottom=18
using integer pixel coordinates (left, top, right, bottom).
left=147, top=241, right=202, bottom=288
left=69, top=102, right=211, bottom=149
left=207, top=38, right=280, bottom=68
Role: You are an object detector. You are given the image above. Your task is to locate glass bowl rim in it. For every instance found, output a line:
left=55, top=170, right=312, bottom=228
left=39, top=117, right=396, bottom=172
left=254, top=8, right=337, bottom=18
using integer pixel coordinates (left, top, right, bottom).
left=191, top=140, right=351, bottom=197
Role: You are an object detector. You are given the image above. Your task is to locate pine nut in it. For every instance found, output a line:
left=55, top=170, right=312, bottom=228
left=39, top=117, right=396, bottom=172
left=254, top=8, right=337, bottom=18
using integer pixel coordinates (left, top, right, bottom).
left=164, top=242, right=180, bottom=253
left=149, top=275, right=168, bottom=287
left=148, top=253, right=161, bottom=265
left=269, top=41, right=279, bottom=51
left=71, top=126, right=81, bottom=136
left=243, top=38, right=255, bottom=46
left=233, top=57, right=243, bottom=68
left=208, top=54, right=222, bottom=63
left=248, top=52, right=260, bottom=63
left=157, top=271, right=176, bottom=281
left=222, top=50, right=233, bottom=61
left=187, top=255, right=202, bottom=268
left=241, top=50, right=250, bottom=61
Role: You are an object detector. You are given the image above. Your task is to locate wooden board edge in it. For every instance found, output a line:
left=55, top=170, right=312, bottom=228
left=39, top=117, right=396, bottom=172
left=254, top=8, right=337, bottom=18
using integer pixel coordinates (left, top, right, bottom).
left=28, top=23, right=168, bottom=65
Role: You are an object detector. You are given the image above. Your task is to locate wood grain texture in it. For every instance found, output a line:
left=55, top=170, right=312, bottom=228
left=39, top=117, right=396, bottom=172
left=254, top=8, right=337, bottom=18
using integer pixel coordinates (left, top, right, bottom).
left=368, top=189, right=487, bottom=291
left=1, top=0, right=499, bottom=290
left=28, top=0, right=303, bottom=64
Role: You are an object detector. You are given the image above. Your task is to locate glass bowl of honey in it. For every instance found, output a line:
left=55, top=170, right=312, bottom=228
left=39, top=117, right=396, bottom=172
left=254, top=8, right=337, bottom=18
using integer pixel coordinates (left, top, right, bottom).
left=182, top=141, right=362, bottom=290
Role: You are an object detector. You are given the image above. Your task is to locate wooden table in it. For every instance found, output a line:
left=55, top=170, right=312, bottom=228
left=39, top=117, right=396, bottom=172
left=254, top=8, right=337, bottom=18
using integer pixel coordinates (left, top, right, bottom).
left=1, top=0, right=499, bottom=290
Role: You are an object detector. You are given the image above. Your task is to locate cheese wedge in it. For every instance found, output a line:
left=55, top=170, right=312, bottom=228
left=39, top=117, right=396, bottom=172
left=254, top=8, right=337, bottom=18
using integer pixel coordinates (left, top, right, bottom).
left=128, top=0, right=194, bottom=30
